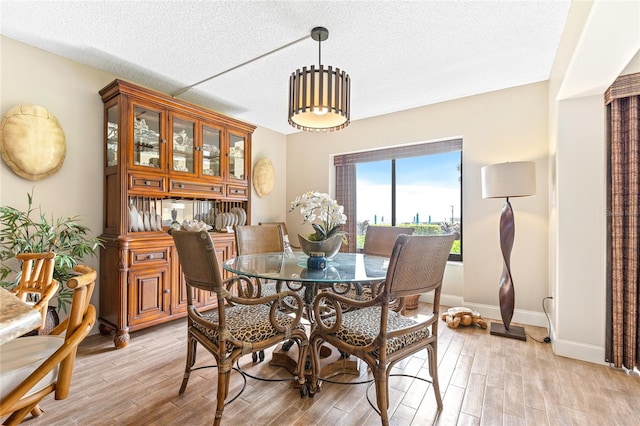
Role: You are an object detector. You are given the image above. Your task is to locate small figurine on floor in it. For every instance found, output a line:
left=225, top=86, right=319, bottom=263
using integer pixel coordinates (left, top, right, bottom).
left=441, top=307, right=488, bottom=329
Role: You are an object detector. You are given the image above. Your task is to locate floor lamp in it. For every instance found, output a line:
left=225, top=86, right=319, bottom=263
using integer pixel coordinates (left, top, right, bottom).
left=481, top=161, right=536, bottom=341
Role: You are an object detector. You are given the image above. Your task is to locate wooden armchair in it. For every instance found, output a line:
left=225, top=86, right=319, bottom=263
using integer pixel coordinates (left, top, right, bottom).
left=171, top=230, right=308, bottom=425
left=0, top=265, right=97, bottom=425
left=12, top=253, right=59, bottom=331
left=309, top=234, right=456, bottom=425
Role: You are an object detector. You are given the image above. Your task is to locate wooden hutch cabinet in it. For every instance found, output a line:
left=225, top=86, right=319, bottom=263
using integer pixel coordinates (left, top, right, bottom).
left=98, top=79, right=254, bottom=348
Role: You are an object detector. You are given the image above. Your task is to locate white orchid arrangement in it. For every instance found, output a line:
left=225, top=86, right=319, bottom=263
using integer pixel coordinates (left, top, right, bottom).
left=289, top=191, right=347, bottom=242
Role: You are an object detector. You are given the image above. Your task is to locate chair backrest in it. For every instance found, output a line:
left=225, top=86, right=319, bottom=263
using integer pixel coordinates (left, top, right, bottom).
left=59, top=265, right=97, bottom=339
left=171, top=230, right=224, bottom=293
left=258, top=221, right=290, bottom=236
left=236, top=224, right=284, bottom=255
left=14, top=252, right=55, bottom=301
left=52, top=264, right=97, bottom=400
left=384, top=234, right=455, bottom=298
left=259, top=221, right=299, bottom=250
left=14, top=252, right=59, bottom=328
left=363, top=226, right=415, bottom=257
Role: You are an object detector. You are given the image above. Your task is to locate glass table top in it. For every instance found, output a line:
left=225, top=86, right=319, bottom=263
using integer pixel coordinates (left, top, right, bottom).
left=223, top=251, right=389, bottom=283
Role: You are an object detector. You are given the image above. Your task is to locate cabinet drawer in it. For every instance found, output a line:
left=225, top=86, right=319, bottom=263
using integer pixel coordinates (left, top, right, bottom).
left=169, top=179, right=224, bottom=196
left=130, top=248, right=169, bottom=266
left=226, top=184, right=248, bottom=199
left=129, top=174, right=166, bottom=193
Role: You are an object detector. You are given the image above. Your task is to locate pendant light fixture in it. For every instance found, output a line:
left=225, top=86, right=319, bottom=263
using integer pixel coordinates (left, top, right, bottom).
left=288, top=27, right=351, bottom=132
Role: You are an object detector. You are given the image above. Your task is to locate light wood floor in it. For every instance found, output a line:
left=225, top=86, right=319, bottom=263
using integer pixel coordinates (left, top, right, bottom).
left=4, top=303, right=639, bottom=426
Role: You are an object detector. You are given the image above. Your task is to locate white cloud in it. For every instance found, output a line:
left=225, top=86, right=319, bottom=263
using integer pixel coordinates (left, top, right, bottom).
left=356, top=182, right=460, bottom=224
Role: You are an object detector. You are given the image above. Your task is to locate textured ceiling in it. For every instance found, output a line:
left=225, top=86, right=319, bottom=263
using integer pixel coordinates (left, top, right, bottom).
left=0, top=1, right=571, bottom=135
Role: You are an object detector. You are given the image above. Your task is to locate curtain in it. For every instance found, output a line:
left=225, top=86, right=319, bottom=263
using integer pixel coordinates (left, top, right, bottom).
left=605, top=72, right=640, bottom=372
left=335, top=163, right=357, bottom=252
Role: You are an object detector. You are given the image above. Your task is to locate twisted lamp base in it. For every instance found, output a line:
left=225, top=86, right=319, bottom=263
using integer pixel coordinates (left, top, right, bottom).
left=490, top=198, right=526, bottom=341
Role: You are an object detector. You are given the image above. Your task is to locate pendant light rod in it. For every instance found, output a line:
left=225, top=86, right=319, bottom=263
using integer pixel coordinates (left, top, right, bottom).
left=311, top=26, right=329, bottom=67
left=171, top=33, right=311, bottom=98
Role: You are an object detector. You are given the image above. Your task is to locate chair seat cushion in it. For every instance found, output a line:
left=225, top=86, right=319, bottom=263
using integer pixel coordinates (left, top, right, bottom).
left=0, top=335, right=64, bottom=399
left=193, top=304, right=305, bottom=350
left=327, top=306, right=430, bottom=356
left=259, top=282, right=278, bottom=297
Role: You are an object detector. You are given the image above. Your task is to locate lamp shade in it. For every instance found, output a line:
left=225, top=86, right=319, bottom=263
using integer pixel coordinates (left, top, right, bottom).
left=288, top=65, right=350, bottom=132
left=481, top=161, right=536, bottom=199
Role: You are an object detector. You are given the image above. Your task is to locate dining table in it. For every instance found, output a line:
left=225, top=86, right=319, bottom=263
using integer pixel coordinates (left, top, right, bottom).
left=0, top=286, right=43, bottom=345
left=223, top=251, right=390, bottom=378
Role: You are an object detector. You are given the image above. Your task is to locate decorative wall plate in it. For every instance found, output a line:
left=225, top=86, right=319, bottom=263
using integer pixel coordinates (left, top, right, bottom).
left=252, top=157, right=275, bottom=197
left=0, top=104, right=66, bottom=181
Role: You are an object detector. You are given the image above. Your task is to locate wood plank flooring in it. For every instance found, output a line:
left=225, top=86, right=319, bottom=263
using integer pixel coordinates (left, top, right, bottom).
left=3, top=303, right=639, bottom=425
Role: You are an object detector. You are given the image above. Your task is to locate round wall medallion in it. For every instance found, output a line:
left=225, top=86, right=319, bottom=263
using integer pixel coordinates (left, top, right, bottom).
left=252, top=158, right=275, bottom=197
left=0, top=104, right=66, bottom=181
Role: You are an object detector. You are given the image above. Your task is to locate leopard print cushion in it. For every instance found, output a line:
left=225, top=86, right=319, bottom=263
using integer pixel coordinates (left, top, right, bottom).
left=260, top=282, right=278, bottom=297
left=193, top=304, right=304, bottom=351
left=325, top=306, right=431, bottom=356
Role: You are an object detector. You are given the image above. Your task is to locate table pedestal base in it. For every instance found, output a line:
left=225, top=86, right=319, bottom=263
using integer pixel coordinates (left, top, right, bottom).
left=269, top=342, right=360, bottom=379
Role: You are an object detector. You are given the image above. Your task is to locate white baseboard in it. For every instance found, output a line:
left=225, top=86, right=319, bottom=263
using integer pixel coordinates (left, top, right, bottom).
left=420, top=293, right=608, bottom=365
left=552, top=338, right=607, bottom=366
left=419, top=293, right=550, bottom=328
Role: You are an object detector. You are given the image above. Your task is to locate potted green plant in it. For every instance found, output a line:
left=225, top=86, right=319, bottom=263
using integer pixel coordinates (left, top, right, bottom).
left=0, top=190, right=103, bottom=314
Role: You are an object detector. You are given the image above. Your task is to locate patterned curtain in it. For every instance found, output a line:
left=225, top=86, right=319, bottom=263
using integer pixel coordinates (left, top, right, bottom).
left=335, top=163, right=357, bottom=252
left=605, top=72, right=640, bottom=372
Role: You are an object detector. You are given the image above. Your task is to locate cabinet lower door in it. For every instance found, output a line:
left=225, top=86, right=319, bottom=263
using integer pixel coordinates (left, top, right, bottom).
left=128, top=266, right=170, bottom=326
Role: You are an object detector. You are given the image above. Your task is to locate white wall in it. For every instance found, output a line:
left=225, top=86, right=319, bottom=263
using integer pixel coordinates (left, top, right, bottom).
left=249, top=126, right=287, bottom=224
left=286, top=82, right=550, bottom=326
left=1, top=36, right=113, bottom=310
left=548, top=0, right=640, bottom=364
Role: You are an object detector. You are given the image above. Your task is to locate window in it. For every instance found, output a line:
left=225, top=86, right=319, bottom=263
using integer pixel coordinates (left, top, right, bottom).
left=335, top=139, right=462, bottom=261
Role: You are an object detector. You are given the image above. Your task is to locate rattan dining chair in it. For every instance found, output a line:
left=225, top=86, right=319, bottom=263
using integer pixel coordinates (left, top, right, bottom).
left=362, top=226, right=415, bottom=257
left=12, top=252, right=59, bottom=331
left=236, top=224, right=305, bottom=301
left=171, top=230, right=308, bottom=425
left=336, top=226, right=415, bottom=311
left=235, top=224, right=285, bottom=362
left=0, top=265, right=97, bottom=426
left=309, top=233, right=456, bottom=425
left=259, top=221, right=300, bottom=250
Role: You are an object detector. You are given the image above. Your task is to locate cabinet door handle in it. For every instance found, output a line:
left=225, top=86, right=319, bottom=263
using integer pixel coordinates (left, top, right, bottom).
left=145, top=180, right=151, bottom=186
left=163, top=289, right=170, bottom=294
left=178, top=184, right=184, bottom=189
left=160, top=138, right=167, bottom=144
left=147, top=254, right=154, bottom=260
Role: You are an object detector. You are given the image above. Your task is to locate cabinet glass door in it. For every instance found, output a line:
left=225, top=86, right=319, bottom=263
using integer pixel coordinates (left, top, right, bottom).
left=106, top=104, right=118, bottom=167
left=202, top=125, right=221, bottom=177
left=172, top=116, right=195, bottom=174
left=133, top=106, right=162, bottom=169
left=228, top=132, right=245, bottom=180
